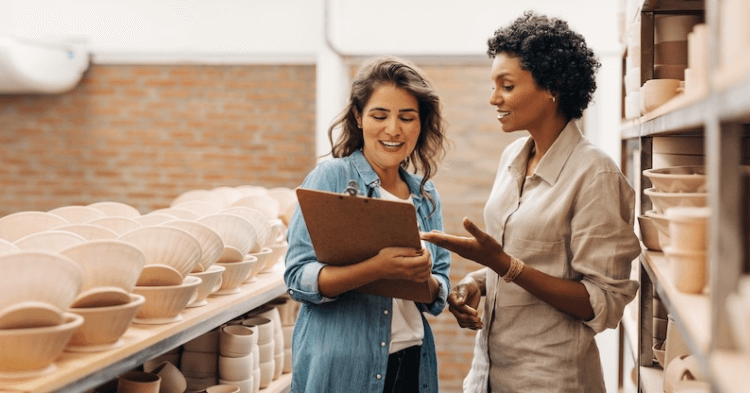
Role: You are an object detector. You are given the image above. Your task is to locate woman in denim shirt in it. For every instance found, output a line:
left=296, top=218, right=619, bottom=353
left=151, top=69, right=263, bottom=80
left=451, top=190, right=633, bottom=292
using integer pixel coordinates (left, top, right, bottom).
left=284, top=56, right=451, bottom=393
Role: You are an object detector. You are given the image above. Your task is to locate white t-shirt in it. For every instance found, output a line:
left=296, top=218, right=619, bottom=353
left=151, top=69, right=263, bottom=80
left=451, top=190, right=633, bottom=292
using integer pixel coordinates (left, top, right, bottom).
left=378, top=187, right=425, bottom=354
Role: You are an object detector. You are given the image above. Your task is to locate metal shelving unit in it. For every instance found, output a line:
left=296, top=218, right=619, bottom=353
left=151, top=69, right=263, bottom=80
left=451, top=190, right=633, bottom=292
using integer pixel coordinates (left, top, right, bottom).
left=619, top=0, right=750, bottom=392
left=0, top=271, right=289, bottom=393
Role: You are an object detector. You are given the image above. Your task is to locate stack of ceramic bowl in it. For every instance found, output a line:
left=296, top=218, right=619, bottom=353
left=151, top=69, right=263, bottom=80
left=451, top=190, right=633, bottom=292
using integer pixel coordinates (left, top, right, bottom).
left=161, top=220, right=226, bottom=308
left=218, top=324, right=256, bottom=392
left=60, top=240, right=147, bottom=352
left=181, top=329, right=220, bottom=391
left=643, top=165, right=709, bottom=294
left=0, top=250, right=84, bottom=378
left=119, top=226, right=203, bottom=324
left=268, top=296, right=299, bottom=374
left=247, top=305, right=284, bottom=382
left=144, top=347, right=182, bottom=372
left=198, top=214, right=258, bottom=296
left=241, top=316, right=273, bottom=391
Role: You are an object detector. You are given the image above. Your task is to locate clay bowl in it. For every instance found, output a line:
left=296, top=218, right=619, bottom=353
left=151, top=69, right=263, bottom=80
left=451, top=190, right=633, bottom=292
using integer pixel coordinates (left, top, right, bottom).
left=0, top=301, right=64, bottom=330
left=640, top=79, right=681, bottom=114
left=219, top=207, right=272, bottom=252
left=197, top=214, right=257, bottom=257
left=187, top=265, right=226, bottom=308
left=213, top=257, right=257, bottom=296
left=171, top=201, right=220, bottom=217
left=48, top=205, right=106, bottom=224
left=87, top=201, right=141, bottom=219
left=0, top=211, right=69, bottom=242
left=134, top=213, right=178, bottom=227
left=0, top=312, right=83, bottom=377
left=66, top=293, right=145, bottom=352
left=243, top=249, right=269, bottom=283
left=137, top=265, right=184, bottom=287
left=56, top=224, right=119, bottom=240
left=644, top=188, right=708, bottom=214
left=218, top=246, right=244, bottom=263
left=161, top=220, right=224, bottom=271
left=61, top=239, right=146, bottom=293
left=643, top=165, right=706, bottom=193
left=263, top=242, right=288, bottom=273
left=638, top=215, right=662, bottom=252
left=0, top=250, right=83, bottom=313
left=87, top=216, right=143, bottom=236
left=0, top=238, right=18, bottom=256
left=70, top=287, right=131, bottom=309
left=13, top=230, right=88, bottom=253
left=119, top=226, right=202, bottom=278
left=132, top=276, right=202, bottom=324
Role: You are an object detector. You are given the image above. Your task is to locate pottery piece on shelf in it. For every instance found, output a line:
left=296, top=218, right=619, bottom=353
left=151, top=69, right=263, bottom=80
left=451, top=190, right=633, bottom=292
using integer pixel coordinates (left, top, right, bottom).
left=134, top=213, right=178, bottom=227
left=220, top=207, right=273, bottom=253
left=171, top=201, right=220, bottom=217
left=219, top=324, right=257, bottom=358
left=229, top=194, right=279, bottom=222
left=218, top=246, right=244, bottom=263
left=0, top=211, right=69, bottom=242
left=0, top=300, right=64, bottom=330
left=183, top=328, right=220, bottom=354
left=56, top=223, right=119, bottom=240
left=137, top=265, right=184, bottom=287
left=88, top=216, right=143, bottom=235
left=70, top=286, right=131, bottom=308
left=642, top=165, right=706, bottom=193
left=665, top=207, right=710, bottom=251
left=151, top=208, right=199, bottom=221
left=13, top=230, right=87, bottom=253
left=161, top=220, right=224, bottom=271
left=151, top=360, right=187, bottom=393
left=117, top=371, right=161, bottom=393
left=187, top=265, right=225, bottom=308
left=180, top=350, right=219, bottom=379
left=132, top=276, right=201, bottom=324
left=213, top=257, right=257, bottom=296
left=644, top=188, right=707, bottom=214
left=61, top=239, right=146, bottom=293
left=218, top=353, right=253, bottom=381
left=640, top=79, right=681, bottom=114
left=664, top=246, right=707, bottom=294
left=66, top=293, right=145, bottom=352
left=88, top=201, right=141, bottom=219
left=119, top=226, right=202, bottom=278
left=197, top=214, right=258, bottom=257
left=638, top=215, right=662, bottom=251
left=48, top=205, right=106, bottom=224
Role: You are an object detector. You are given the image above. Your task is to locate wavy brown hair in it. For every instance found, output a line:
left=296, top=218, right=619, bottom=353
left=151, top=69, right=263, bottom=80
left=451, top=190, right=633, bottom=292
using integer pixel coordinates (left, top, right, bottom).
left=327, top=56, right=447, bottom=212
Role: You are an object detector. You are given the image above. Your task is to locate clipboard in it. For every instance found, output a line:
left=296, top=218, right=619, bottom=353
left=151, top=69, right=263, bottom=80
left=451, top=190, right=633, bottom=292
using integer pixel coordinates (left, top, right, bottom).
left=295, top=184, right=433, bottom=303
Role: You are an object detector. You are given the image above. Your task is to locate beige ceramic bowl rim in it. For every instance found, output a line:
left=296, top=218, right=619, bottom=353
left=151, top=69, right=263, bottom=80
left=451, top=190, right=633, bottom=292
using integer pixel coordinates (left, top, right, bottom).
left=643, top=165, right=705, bottom=178
left=190, top=264, right=226, bottom=276
left=663, top=245, right=707, bottom=257
left=0, top=312, right=83, bottom=336
left=248, top=247, right=273, bottom=256
left=133, top=275, right=202, bottom=291
left=69, top=293, right=145, bottom=312
left=643, top=187, right=708, bottom=197
left=664, top=206, right=711, bottom=221
left=216, top=258, right=256, bottom=268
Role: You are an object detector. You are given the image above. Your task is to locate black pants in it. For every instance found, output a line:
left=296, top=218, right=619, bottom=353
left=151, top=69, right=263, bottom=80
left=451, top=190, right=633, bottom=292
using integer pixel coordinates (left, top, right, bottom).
left=383, top=345, right=421, bottom=393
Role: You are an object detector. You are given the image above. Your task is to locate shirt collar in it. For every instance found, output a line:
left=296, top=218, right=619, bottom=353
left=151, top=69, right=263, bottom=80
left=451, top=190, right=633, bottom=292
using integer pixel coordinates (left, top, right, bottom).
left=508, top=120, right=582, bottom=186
left=349, top=149, right=426, bottom=200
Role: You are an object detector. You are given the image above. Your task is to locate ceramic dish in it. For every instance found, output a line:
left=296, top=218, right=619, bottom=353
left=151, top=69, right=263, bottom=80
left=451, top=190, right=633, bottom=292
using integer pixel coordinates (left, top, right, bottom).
left=132, top=276, right=201, bottom=324
left=13, top=230, right=88, bottom=253
left=66, top=293, right=145, bottom=352
left=49, top=205, right=106, bottom=224
left=161, top=220, right=224, bottom=271
left=172, top=201, right=220, bottom=217
left=220, top=207, right=273, bottom=252
left=119, top=226, right=202, bottom=278
left=665, top=206, right=710, bottom=251
left=643, top=165, right=706, bottom=193
left=644, top=188, right=707, bottom=214
left=213, top=257, right=256, bottom=295
left=230, top=195, right=279, bottom=221
left=87, top=201, right=141, bottom=218
left=87, top=216, right=143, bottom=235
left=56, top=224, right=119, bottom=240
left=197, top=214, right=257, bottom=257
left=61, top=239, right=146, bottom=293
left=0, top=211, right=69, bottom=242
left=0, top=238, right=18, bottom=256
left=151, top=208, right=199, bottom=221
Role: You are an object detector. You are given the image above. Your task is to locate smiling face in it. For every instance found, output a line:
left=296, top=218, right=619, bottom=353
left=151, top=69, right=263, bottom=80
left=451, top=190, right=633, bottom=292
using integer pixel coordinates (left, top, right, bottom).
left=489, top=52, right=556, bottom=134
left=357, top=83, right=421, bottom=178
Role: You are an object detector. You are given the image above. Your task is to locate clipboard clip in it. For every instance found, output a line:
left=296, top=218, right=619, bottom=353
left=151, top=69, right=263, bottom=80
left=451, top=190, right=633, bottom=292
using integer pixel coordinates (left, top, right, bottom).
left=343, top=180, right=361, bottom=197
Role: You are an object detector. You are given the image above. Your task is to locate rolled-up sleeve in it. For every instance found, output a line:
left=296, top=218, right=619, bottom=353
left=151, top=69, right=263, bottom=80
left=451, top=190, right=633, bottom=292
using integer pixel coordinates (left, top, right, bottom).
left=571, top=171, right=641, bottom=333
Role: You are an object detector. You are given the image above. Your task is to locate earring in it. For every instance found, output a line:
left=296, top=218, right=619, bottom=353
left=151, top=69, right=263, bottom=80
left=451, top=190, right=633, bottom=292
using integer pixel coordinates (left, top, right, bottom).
left=552, top=96, right=556, bottom=103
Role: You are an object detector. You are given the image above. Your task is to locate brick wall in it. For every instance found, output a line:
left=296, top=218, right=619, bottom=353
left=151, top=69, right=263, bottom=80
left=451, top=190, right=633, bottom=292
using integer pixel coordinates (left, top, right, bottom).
left=0, top=60, right=520, bottom=391
left=0, top=64, right=317, bottom=216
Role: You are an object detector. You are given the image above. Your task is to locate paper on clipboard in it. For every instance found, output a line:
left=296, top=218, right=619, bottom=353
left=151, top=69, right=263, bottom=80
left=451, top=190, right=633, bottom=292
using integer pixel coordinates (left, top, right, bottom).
left=295, top=187, right=433, bottom=303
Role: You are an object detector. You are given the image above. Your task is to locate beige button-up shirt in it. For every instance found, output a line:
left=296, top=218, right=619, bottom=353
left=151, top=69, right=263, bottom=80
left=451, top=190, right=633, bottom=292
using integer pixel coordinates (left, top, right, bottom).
left=463, top=121, right=640, bottom=393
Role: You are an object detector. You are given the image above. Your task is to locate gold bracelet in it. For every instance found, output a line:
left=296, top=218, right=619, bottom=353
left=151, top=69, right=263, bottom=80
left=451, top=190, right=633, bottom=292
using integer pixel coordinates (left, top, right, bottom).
left=502, top=255, right=525, bottom=283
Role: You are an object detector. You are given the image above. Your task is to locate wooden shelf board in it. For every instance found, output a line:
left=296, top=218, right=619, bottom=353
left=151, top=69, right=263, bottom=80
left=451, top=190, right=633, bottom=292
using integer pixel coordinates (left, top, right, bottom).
left=711, top=351, right=750, bottom=393
left=641, top=251, right=711, bottom=359
left=0, top=271, right=287, bottom=393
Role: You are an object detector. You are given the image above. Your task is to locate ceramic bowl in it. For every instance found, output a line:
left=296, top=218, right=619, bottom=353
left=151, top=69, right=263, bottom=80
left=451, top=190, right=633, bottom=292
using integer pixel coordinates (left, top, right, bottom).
left=172, top=201, right=220, bottom=217
left=151, top=207, right=200, bottom=221
left=248, top=305, right=282, bottom=335
left=664, top=246, right=707, bottom=294
left=150, top=360, right=187, bottom=393
left=0, top=250, right=83, bottom=313
left=13, top=230, right=88, bottom=252
left=218, top=353, right=253, bottom=381
left=88, top=201, right=141, bottom=218
left=49, top=205, right=106, bottom=224
left=654, top=14, right=702, bottom=43
left=161, top=220, right=224, bottom=271
left=56, top=224, right=119, bottom=240
left=207, top=384, right=242, bottom=393
left=220, top=207, right=272, bottom=252
left=640, top=79, right=681, bottom=114
left=183, top=328, right=220, bottom=353
left=654, top=41, right=688, bottom=65
left=243, top=253, right=270, bottom=283
left=180, top=350, right=218, bottom=379
left=258, top=360, right=274, bottom=389
left=197, top=214, right=258, bottom=257
left=264, top=242, right=288, bottom=273
left=653, top=316, right=668, bottom=340
left=213, top=257, right=257, bottom=295
left=242, top=316, right=274, bottom=345
left=644, top=188, right=708, bottom=214
left=0, top=300, right=64, bottom=330
left=143, top=351, right=181, bottom=373
left=219, top=325, right=256, bottom=358
left=170, top=189, right=217, bottom=208
left=218, top=246, right=244, bottom=263
left=638, top=215, right=662, bottom=251
left=117, top=371, right=162, bottom=393
left=267, top=187, right=297, bottom=226
left=665, top=207, right=710, bottom=251
left=88, top=216, right=143, bottom=235
left=61, top=239, right=146, bottom=293
left=119, top=226, right=202, bottom=278
left=643, top=166, right=706, bottom=193
left=184, top=376, right=219, bottom=392
left=187, top=265, right=225, bottom=308
left=0, top=312, right=84, bottom=376
left=283, top=347, right=292, bottom=374
left=230, top=194, right=280, bottom=222
left=71, top=286, right=131, bottom=308
left=0, top=238, right=18, bottom=256
left=132, top=276, right=202, bottom=324
left=273, top=352, right=283, bottom=380
left=210, top=186, right=245, bottom=207
left=644, top=210, right=671, bottom=248
left=0, top=211, right=69, bottom=242
left=66, top=293, right=145, bottom=352
left=137, top=265, right=184, bottom=286
left=134, top=213, right=178, bottom=227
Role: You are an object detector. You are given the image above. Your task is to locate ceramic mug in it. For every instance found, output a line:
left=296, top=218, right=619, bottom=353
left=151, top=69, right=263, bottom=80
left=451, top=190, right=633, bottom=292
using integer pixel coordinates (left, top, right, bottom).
left=218, top=353, right=253, bottom=381
left=183, top=328, right=220, bottom=353
left=206, top=384, right=241, bottom=393
left=150, top=361, right=187, bottom=393
left=117, top=371, right=161, bottom=393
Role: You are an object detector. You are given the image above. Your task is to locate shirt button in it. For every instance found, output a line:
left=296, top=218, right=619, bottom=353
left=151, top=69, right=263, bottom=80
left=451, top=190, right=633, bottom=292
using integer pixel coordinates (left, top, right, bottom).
left=288, top=289, right=293, bottom=295
left=384, top=310, right=389, bottom=315
left=381, top=342, right=386, bottom=347
left=376, top=374, right=382, bottom=380
left=423, top=384, right=428, bottom=388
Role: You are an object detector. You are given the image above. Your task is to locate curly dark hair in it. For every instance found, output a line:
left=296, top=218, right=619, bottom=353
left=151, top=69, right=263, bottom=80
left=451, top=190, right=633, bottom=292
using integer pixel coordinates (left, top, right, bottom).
left=327, top=56, right=447, bottom=212
left=487, top=11, right=601, bottom=120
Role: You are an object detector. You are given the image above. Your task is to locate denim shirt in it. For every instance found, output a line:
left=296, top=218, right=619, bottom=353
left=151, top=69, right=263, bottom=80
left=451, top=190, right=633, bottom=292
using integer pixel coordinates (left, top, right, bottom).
left=284, top=149, right=450, bottom=393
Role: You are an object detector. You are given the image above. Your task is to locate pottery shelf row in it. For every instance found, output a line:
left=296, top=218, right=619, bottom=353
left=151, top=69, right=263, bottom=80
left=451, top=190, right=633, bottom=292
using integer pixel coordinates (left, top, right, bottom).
left=618, top=0, right=750, bottom=391
left=0, top=271, right=289, bottom=393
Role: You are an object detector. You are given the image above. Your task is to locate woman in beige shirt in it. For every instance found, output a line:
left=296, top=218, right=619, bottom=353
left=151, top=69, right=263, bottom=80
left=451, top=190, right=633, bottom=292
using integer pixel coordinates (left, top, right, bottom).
left=421, top=11, right=641, bottom=392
